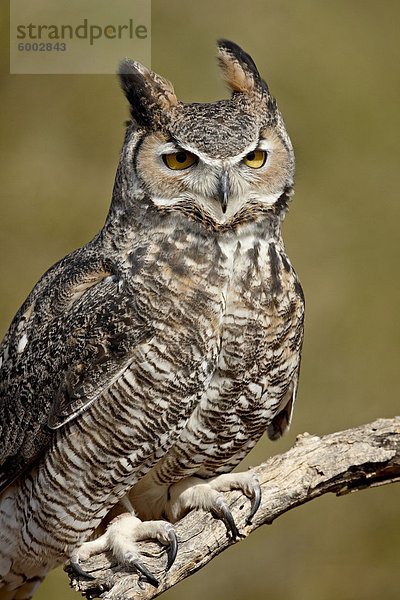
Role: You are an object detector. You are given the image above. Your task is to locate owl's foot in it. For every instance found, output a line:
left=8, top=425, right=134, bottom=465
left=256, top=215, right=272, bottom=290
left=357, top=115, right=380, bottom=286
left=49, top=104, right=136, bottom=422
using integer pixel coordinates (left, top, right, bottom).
left=166, top=471, right=261, bottom=540
left=70, top=513, right=177, bottom=588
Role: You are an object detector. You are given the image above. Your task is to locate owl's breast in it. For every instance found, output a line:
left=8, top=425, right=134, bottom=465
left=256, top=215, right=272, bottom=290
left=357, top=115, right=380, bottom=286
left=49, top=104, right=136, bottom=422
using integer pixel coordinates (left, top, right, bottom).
left=139, top=227, right=304, bottom=485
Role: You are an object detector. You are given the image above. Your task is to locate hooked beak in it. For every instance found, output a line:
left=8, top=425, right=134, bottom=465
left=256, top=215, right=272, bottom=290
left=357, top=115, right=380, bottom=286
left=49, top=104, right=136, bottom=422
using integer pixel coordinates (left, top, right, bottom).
left=218, top=171, right=230, bottom=214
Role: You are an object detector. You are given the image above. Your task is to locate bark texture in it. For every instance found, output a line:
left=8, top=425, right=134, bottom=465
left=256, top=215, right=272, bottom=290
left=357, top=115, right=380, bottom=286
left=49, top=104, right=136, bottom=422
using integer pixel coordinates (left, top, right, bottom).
left=66, top=416, right=400, bottom=600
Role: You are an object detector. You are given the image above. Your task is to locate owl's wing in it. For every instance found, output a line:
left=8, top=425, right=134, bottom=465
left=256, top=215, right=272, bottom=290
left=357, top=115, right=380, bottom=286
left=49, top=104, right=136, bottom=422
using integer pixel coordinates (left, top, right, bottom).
left=0, top=247, right=157, bottom=491
left=267, top=370, right=299, bottom=441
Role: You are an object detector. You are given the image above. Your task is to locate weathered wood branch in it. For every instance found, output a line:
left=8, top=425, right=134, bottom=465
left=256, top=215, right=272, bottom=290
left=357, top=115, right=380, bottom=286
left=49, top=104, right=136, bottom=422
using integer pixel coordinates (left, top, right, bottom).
left=66, top=416, right=400, bottom=600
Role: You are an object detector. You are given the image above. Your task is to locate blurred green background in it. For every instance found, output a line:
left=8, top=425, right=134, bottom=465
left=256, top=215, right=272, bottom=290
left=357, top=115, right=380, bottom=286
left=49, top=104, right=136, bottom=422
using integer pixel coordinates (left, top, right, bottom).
left=1, top=1, right=399, bottom=599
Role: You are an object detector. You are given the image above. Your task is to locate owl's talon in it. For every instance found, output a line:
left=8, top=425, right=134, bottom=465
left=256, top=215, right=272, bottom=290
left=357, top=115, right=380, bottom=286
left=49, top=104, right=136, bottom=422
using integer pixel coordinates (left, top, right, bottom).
left=165, top=528, right=178, bottom=571
left=69, top=559, right=95, bottom=580
left=130, top=559, right=159, bottom=588
left=214, top=498, right=239, bottom=540
left=247, top=480, right=261, bottom=524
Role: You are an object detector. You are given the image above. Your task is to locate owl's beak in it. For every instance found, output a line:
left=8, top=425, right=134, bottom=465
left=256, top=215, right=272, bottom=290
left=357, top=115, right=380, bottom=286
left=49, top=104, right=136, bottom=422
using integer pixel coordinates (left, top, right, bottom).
left=218, top=171, right=230, bottom=213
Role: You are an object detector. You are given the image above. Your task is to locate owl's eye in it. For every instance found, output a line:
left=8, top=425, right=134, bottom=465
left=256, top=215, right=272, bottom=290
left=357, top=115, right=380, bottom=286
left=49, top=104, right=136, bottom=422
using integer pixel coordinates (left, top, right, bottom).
left=163, top=151, right=197, bottom=170
left=243, top=150, right=267, bottom=169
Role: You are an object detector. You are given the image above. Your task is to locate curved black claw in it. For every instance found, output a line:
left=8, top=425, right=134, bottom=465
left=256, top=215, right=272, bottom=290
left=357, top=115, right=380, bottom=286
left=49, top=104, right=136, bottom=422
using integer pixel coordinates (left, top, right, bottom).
left=218, top=502, right=240, bottom=540
left=131, top=559, right=159, bottom=588
left=165, top=528, right=178, bottom=571
left=247, top=480, right=261, bottom=524
left=70, top=560, right=95, bottom=580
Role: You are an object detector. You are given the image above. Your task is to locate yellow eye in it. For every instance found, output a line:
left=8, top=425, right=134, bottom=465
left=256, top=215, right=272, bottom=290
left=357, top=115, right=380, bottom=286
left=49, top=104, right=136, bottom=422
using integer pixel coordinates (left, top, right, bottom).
left=163, top=151, right=197, bottom=170
left=243, top=150, right=267, bottom=169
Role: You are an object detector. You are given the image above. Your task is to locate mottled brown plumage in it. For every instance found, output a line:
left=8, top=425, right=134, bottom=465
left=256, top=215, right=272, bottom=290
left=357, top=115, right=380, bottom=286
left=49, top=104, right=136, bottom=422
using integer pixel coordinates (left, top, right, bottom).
left=0, top=40, right=304, bottom=598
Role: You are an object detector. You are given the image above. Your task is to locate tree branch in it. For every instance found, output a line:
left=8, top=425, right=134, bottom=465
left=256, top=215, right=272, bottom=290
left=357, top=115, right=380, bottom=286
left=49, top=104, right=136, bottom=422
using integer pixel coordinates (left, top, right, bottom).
left=66, top=416, right=400, bottom=600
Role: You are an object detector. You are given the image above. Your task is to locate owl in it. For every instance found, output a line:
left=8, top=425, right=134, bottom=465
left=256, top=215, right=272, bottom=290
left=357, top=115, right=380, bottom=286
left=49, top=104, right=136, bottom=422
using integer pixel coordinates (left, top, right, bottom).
left=0, top=40, right=304, bottom=598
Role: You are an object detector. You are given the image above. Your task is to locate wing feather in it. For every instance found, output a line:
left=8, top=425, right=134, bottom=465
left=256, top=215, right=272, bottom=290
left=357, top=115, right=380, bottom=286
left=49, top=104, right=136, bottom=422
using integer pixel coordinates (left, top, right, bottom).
left=0, top=246, right=154, bottom=491
left=267, top=372, right=299, bottom=441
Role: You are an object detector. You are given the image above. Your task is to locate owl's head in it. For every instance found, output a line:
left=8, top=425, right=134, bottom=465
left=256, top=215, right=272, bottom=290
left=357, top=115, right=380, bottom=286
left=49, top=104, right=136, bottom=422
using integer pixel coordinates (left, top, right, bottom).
left=115, top=40, right=294, bottom=231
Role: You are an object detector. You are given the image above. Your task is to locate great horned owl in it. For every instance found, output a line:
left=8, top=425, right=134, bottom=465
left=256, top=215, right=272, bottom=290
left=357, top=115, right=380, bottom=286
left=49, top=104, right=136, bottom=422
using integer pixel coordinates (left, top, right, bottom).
left=0, top=40, right=304, bottom=598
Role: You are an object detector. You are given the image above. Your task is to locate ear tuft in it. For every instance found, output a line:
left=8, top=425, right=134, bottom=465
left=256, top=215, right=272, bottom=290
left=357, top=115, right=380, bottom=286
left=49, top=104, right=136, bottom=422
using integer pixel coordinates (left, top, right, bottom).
left=118, top=59, right=177, bottom=129
left=217, top=39, right=269, bottom=99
